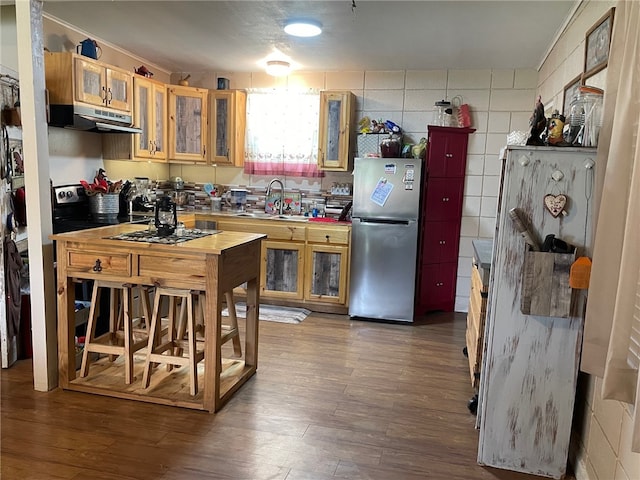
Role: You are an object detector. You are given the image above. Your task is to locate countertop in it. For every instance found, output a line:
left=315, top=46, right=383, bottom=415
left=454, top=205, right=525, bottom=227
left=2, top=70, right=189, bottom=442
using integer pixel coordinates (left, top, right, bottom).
left=51, top=223, right=265, bottom=255
left=472, top=239, right=493, bottom=271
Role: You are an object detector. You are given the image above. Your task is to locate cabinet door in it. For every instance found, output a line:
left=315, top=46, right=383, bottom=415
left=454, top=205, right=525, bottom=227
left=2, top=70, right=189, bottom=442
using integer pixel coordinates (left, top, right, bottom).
left=318, top=91, right=354, bottom=171
left=209, top=90, right=246, bottom=166
left=74, top=57, right=106, bottom=107
left=421, top=221, right=460, bottom=264
left=427, top=128, right=472, bottom=177
left=168, top=86, right=208, bottom=163
left=423, top=177, right=464, bottom=221
left=305, top=244, right=348, bottom=304
left=416, top=263, right=457, bottom=312
left=261, top=240, right=305, bottom=300
left=134, top=78, right=167, bottom=160
left=105, top=67, right=132, bottom=112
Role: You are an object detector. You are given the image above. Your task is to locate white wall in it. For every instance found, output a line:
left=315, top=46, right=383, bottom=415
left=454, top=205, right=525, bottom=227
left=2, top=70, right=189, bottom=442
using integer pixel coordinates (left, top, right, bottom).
left=538, top=1, right=640, bottom=480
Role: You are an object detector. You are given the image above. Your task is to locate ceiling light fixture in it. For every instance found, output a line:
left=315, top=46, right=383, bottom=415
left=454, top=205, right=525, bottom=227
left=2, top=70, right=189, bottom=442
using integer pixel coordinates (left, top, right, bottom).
left=266, top=60, right=291, bottom=77
left=284, top=20, right=322, bottom=37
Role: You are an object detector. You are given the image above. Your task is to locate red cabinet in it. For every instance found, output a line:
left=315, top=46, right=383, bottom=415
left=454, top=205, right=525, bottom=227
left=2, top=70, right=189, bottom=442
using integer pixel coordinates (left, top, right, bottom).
left=422, top=177, right=464, bottom=221
left=416, top=126, right=474, bottom=313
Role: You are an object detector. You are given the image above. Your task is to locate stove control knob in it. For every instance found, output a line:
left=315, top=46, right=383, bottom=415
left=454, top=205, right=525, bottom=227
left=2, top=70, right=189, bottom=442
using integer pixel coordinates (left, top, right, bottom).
left=66, top=191, right=73, bottom=198
left=58, top=191, right=66, bottom=199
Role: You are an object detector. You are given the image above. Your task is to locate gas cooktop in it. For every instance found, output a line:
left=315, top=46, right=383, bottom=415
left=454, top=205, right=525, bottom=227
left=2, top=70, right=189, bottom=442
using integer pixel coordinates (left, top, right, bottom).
left=107, top=229, right=218, bottom=245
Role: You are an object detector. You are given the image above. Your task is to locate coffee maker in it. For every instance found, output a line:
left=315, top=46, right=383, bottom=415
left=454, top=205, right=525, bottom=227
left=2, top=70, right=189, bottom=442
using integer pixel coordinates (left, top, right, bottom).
left=130, top=177, right=154, bottom=212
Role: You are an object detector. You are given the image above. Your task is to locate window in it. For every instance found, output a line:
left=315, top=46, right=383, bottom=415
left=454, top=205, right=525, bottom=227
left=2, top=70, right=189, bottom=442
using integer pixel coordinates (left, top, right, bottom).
left=244, top=89, right=323, bottom=177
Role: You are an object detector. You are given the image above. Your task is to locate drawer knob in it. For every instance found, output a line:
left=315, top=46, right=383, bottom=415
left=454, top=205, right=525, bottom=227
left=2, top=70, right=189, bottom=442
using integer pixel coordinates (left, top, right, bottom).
left=326, top=235, right=330, bottom=240
left=93, top=259, right=103, bottom=272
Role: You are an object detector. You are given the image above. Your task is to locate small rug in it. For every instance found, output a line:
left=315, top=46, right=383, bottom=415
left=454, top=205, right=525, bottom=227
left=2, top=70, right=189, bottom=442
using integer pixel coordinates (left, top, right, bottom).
left=222, top=302, right=310, bottom=324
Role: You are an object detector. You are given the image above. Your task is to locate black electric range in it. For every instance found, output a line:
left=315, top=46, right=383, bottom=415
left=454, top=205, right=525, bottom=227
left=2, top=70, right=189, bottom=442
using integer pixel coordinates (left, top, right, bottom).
left=52, top=184, right=148, bottom=233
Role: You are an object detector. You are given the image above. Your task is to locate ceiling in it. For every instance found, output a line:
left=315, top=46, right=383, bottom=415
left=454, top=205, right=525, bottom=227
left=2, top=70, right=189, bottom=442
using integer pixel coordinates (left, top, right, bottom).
left=41, top=0, right=577, bottom=75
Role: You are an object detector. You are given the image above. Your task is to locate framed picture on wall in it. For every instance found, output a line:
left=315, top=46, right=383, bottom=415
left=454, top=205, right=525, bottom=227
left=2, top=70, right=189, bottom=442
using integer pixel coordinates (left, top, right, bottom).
left=584, top=8, right=615, bottom=79
left=562, top=75, right=583, bottom=118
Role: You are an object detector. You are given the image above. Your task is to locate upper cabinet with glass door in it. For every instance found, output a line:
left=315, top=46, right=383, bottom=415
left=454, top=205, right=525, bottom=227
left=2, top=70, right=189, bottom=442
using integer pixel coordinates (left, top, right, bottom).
left=208, top=90, right=247, bottom=166
left=76, top=57, right=132, bottom=112
left=317, top=91, right=355, bottom=171
left=45, top=52, right=133, bottom=113
left=133, top=76, right=167, bottom=161
left=168, top=85, right=208, bottom=163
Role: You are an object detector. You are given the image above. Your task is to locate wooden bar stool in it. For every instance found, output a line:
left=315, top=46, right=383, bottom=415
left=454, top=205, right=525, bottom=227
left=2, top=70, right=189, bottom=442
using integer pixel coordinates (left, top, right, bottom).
left=142, top=287, right=205, bottom=396
left=192, top=291, right=242, bottom=357
left=80, top=281, right=151, bottom=384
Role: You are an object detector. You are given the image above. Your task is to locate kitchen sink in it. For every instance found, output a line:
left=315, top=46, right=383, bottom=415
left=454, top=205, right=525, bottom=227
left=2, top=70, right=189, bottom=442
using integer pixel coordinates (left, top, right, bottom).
left=234, top=212, right=272, bottom=218
left=271, top=215, right=308, bottom=222
left=233, top=212, right=308, bottom=222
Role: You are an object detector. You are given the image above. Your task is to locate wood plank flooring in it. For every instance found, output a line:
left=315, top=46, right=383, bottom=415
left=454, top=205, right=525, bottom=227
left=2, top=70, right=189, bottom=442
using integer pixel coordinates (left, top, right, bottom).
left=1, top=312, right=573, bottom=479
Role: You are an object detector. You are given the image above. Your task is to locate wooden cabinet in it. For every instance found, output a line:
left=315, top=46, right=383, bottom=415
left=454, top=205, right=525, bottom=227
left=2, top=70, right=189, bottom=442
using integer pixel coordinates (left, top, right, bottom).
left=465, top=261, right=489, bottom=389
left=262, top=240, right=305, bottom=300
left=318, top=91, right=355, bottom=171
left=168, top=85, right=208, bottom=163
left=416, top=126, right=474, bottom=313
left=74, top=57, right=132, bottom=112
left=305, top=225, right=350, bottom=304
left=203, top=215, right=351, bottom=311
left=45, top=52, right=133, bottom=114
left=103, top=76, right=168, bottom=162
left=133, top=76, right=167, bottom=160
left=208, top=90, right=246, bottom=166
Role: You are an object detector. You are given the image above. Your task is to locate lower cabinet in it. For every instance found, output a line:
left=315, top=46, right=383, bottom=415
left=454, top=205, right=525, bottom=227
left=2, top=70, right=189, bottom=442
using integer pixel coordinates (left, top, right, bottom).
left=261, top=240, right=305, bottom=300
left=209, top=215, right=351, bottom=310
left=305, top=243, right=348, bottom=304
left=416, top=262, right=457, bottom=312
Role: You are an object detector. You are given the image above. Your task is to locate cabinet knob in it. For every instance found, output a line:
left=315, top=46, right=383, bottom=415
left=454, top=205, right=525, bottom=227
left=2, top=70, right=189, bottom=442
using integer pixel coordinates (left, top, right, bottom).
left=439, top=240, right=446, bottom=245
left=442, top=197, right=449, bottom=202
left=326, top=235, right=330, bottom=240
left=445, top=153, right=453, bottom=158
left=92, top=259, right=103, bottom=272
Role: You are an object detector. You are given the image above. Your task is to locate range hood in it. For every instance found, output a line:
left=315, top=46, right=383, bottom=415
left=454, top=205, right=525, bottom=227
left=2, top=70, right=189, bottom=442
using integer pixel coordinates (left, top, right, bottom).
left=49, top=103, right=143, bottom=134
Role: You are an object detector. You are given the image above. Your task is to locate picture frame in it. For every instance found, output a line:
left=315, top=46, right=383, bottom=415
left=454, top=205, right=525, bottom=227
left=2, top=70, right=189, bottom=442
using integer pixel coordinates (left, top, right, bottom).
left=584, top=8, right=615, bottom=79
left=562, top=75, right=583, bottom=118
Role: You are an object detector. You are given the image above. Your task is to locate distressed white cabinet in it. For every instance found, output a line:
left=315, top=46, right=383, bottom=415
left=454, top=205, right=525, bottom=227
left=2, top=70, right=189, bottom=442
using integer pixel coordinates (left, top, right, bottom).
left=477, top=146, right=596, bottom=479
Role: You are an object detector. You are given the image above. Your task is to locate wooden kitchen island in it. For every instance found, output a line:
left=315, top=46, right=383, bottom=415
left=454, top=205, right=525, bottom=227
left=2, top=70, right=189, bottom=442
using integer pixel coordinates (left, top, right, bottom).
left=52, top=224, right=265, bottom=412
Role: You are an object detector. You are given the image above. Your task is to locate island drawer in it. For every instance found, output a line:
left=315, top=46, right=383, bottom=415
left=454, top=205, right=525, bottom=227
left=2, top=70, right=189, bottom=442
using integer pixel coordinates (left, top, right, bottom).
left=138, top=254, right=207, bottom=278
left=307, top=226, right=350, bottom=245
left=66, top=250, right=131, bottom=276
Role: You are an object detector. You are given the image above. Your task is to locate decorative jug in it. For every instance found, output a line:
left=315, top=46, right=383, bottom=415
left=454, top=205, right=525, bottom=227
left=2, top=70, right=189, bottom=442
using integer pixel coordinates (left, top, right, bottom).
left=77, top=38, right=102, bottom=60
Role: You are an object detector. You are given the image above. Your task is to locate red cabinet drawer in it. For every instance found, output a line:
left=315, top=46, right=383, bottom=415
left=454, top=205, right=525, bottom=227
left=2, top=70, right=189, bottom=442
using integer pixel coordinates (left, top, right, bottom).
left=426, top=128, right=471, bottom=177
left=416, top=263, right=457, bottom=313
left=421, top=221, right=460, bottom=264
left=423, top=177, right=464, bottom=221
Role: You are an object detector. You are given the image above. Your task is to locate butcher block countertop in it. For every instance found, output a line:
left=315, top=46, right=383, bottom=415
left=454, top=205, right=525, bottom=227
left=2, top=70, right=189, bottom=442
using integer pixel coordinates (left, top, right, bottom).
left=51, top=224, right=265, bottom=412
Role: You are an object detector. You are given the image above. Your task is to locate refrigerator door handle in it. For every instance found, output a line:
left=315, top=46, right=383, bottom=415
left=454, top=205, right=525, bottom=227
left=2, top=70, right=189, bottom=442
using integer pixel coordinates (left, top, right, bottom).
left=358, top=218, right=414, bottom=226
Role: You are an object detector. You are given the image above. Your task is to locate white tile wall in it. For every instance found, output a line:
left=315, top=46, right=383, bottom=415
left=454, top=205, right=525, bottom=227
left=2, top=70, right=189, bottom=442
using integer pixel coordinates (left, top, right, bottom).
left=537, top=2, right=637, bottom=479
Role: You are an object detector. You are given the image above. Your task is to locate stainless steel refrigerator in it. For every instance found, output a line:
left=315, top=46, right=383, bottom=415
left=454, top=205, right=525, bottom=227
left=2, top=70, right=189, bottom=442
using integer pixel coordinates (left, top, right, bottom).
left=348, top=157, right=422, bottom=322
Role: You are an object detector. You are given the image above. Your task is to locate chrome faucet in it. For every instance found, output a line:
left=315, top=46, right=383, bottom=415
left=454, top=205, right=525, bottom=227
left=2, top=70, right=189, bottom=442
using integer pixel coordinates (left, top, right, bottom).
left=266, top=178, right=285, bottom=215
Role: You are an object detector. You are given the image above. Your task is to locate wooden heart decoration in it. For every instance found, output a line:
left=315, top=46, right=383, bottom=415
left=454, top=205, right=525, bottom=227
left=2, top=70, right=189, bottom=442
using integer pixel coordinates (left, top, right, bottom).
left=544, top=194, right=567, bottom=217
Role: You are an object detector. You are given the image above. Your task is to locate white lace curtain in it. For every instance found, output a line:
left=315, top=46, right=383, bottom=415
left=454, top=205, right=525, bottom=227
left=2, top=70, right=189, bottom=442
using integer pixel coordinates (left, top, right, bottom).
left=244, top=88, right=322, bottom=177
left=581, top=0, right=640, bottom=453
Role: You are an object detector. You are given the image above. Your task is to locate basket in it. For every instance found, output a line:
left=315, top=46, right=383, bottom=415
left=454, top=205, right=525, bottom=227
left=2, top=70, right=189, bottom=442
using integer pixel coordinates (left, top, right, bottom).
left=89, top=193, right=119, bottom=220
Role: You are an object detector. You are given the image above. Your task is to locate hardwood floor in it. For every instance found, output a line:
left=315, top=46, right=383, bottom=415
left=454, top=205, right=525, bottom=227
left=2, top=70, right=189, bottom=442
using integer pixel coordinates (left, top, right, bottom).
left=1, top=312, right=571, bottom=479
